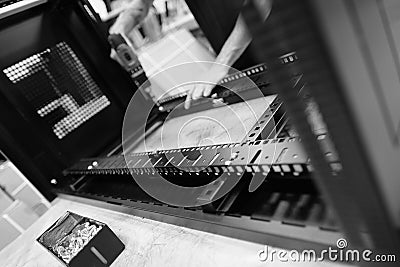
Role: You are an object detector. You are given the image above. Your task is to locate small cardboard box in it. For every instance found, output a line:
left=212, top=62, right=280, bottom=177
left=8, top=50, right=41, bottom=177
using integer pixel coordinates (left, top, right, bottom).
left=37, top=211, right=124, bottom=266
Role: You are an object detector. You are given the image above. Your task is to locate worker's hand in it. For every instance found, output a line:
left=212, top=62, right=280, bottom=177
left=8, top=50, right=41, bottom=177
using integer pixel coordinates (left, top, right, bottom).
left=184, top=65, right=229, bottom=109
left=109, top=0, right=152, bottom=63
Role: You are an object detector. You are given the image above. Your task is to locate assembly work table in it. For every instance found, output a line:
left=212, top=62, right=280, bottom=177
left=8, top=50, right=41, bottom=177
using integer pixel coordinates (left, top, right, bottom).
left=0, top=195, right=345, bottom=267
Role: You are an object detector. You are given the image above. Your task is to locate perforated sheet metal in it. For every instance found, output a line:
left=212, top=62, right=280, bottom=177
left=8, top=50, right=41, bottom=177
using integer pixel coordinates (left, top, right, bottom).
left=3, top=42, right=110, bottom=139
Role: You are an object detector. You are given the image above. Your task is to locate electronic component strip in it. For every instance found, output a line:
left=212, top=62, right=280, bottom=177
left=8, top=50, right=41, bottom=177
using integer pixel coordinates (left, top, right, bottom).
left=65, top=135, right=339, bottom=176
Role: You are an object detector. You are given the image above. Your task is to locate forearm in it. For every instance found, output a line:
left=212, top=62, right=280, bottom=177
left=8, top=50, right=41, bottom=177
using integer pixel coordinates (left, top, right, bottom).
left=184, top=0, right=273, bottom=108
left=215, top=0, right=273, bottom=70
left=110, top=0, right=154, bottom=35
left=214, top=15, right=252, bottom=70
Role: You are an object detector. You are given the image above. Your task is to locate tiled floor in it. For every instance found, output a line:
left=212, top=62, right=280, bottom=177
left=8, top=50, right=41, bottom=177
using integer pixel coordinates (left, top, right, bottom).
left=0, top=161, right=50, bottom=251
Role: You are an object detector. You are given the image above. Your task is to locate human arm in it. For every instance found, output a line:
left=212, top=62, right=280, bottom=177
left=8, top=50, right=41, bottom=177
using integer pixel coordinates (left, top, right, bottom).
left=184, top=0, right=273, bottom=109
left=109, top=0, right=154, bottom=61
left=184, top=14, right=251, bottom=109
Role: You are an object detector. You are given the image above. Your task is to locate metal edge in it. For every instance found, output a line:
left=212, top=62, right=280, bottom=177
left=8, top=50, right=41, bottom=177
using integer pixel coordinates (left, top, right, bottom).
left=57, top=193, right=342, bottom=252
left=0, top=0, right=47, bottom=20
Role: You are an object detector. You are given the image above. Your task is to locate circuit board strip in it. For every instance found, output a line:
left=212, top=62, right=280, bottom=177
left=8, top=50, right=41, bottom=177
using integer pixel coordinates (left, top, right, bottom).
left=65, top=135, right=339, bottom=176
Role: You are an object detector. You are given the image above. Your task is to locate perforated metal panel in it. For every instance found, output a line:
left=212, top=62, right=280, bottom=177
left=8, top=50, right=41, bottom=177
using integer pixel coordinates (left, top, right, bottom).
left=3, top=42, right=110, bottom=139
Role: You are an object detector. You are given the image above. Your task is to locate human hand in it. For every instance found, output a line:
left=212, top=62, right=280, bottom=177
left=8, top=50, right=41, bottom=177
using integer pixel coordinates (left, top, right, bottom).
left=184, top=65, right=229, bottom=109
left=109, top=0, right=151, bottom=63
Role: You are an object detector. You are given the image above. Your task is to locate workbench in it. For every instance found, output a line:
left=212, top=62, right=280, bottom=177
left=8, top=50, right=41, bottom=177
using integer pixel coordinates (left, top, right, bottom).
left=0, top=195, right=345, bottom=267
